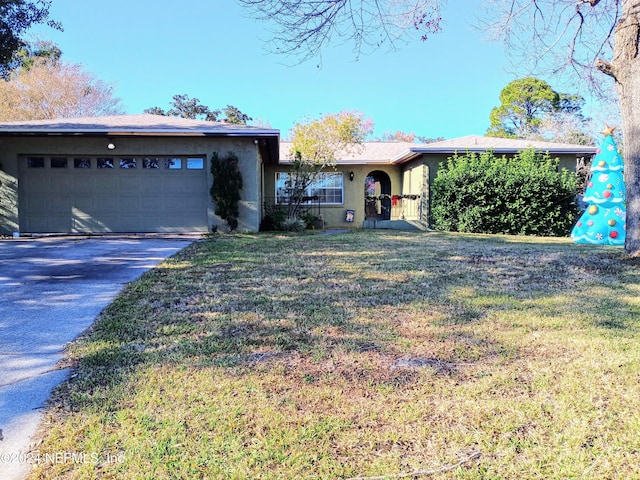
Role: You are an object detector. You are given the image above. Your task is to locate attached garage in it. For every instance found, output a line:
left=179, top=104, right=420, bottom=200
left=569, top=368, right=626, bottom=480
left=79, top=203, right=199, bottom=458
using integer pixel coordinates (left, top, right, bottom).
left=0, top=115, right=280, bottom=235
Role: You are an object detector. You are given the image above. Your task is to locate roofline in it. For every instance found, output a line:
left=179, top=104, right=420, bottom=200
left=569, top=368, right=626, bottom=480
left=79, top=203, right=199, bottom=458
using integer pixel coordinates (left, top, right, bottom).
left=278, top=158, right=394, bottom=166
left=0, top=128, right=280, bottom=137
left=409, top=147, right=597, bottom=154
left=0, top=126, right=281, bottom=164
left=391, top=146, right=597, bottom=164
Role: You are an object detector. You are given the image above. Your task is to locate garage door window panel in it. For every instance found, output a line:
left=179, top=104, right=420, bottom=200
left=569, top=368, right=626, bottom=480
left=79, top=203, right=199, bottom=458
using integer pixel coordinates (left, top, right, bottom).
left=97, top=158, right=114, bottom=169
left=166, top=158, right=182, bottom=169
left=51, top=157, right=68, bottom=168
left=120, top=158, right=136, bottom=169
left=27, top=157, right=45, bottom=168
left=143, top=157, right=160, bottom=169
left=74, top=158, right=91, bottom=169
left=187, top=158, right=204, bottom=169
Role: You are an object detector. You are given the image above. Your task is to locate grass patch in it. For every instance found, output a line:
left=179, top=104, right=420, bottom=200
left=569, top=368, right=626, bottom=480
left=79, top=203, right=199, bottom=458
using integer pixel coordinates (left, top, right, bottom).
left=30, top=231, right=640, bottom=479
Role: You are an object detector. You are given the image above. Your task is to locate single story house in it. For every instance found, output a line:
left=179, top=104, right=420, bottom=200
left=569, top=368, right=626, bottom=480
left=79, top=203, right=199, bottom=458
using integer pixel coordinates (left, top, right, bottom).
left=0, top=114, right=597, bottom=235
left=271, top=137, right=597, bottom=230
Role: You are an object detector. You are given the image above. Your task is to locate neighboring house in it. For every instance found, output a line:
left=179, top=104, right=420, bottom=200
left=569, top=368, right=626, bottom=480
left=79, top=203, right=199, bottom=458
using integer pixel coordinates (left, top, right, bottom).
left=0, top=114, right=279, bottom=235
left=272, top=136, right=597, bottom=230
left=0, top=113, right=596, bottom=235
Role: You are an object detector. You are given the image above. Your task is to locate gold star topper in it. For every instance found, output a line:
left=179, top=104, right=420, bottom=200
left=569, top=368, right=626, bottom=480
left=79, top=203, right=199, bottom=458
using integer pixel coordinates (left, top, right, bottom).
left=601, top=125, right=617, bottom=136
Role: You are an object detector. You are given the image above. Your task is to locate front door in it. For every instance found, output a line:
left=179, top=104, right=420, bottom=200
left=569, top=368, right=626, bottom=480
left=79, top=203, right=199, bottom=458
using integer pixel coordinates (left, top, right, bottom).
left=365, top=171, right=391, bottom=221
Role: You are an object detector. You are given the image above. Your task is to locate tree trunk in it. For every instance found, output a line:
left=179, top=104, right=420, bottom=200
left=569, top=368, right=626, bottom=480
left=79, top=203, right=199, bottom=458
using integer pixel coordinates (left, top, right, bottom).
left=612, top=2, right=640, bottom=256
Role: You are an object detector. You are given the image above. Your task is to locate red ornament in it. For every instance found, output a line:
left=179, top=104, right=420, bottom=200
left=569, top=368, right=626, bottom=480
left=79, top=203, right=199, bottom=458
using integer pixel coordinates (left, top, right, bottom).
left=610, top=231, right=619, bottom=239
left=603, top=190, right=612, bottom=198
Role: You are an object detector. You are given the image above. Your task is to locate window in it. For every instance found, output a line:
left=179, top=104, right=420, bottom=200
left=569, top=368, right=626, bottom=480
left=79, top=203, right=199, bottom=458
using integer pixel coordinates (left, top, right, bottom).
left=27, top=157, right=45, bottom=168
left=97, top=158, right=114, bottom=169
left=51, top=157, right=68, bottom=168
left=312, top=172, right=343, bottom=204
left=166, top=158, right=182, bottom=169
left=143, top=157, right=160, bottom=169
left=275, top=172, right=344, bottom=205
left=186, top=157, right=204, bottom=169
left=74, top=158, right=91, bottom=169
left=120, top=158, right=136, bottom=169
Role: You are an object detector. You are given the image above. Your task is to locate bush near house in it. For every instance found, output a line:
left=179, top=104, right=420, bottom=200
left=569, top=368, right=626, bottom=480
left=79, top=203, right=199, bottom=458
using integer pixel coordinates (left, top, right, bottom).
left=210, top=151, right=242, bottom=231
left=431, top=149, right=578, bottom=236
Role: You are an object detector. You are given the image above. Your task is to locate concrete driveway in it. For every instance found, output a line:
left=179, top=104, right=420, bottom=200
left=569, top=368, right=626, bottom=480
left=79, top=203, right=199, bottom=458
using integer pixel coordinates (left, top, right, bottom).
left=0, top=236, right=196, bottom=480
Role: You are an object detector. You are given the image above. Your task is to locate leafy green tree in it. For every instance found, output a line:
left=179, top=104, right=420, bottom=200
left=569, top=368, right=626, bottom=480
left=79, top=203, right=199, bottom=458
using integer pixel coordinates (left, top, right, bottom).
left=222, top=105, right=253, bottom=125
left=12, top=39, right=61, bottom=71
left=146, top=94, right=217, bottom=121
left=486, top=77, right=587, bottom=140
left=0, top=0, right=61, bottom=77
left=145, top=94, right=252, bottom=124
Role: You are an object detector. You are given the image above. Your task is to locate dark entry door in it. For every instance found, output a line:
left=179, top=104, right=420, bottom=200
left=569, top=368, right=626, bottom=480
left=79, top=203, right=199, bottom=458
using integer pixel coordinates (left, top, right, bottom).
left=365, top=171, right=391, bottom=221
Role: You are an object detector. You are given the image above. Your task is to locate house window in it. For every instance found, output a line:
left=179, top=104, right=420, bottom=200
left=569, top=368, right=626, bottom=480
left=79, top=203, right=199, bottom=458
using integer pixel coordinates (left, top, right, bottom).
left=275, top=172, right=344, bottom=205
left=51, top=157, right=68, bottom=168
left=27, top=157, right=45, bottom=168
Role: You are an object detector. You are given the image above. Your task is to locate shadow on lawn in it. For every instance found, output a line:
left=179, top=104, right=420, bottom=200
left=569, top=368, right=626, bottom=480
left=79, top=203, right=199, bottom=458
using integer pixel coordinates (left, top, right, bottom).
left=69, top=231, right=640, bottom=396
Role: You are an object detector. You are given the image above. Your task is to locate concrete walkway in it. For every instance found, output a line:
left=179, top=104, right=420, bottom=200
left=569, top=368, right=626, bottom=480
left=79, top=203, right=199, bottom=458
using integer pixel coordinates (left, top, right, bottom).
left=0, top=236, right=196, bottom=480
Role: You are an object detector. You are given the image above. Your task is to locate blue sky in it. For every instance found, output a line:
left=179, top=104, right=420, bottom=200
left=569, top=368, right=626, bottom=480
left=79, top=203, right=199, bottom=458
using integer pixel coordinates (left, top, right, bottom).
left=31, top=1, right=528, bottom=139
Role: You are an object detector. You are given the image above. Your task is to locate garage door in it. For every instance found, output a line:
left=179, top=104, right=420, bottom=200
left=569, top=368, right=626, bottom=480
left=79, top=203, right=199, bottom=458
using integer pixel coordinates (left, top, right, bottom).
left=19, top=155, right=209, bottom=233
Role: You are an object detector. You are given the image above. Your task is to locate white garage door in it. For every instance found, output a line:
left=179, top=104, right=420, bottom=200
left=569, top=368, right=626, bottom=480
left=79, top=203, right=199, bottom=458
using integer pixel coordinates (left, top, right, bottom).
left=20, top=155, right=209, bottom=233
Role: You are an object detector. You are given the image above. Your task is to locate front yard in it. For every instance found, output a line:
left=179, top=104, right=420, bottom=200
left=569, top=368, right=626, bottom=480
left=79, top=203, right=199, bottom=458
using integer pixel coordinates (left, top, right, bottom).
left=30, top=230, right=640, bottom=479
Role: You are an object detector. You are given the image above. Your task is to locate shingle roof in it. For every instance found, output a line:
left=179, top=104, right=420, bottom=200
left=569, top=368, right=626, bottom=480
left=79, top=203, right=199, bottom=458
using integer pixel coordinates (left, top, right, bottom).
left=279, top=141, right=416, bottom=164
left=280, top=135, right=597, bottom=165
left=0, top=114, right=280, bottom=137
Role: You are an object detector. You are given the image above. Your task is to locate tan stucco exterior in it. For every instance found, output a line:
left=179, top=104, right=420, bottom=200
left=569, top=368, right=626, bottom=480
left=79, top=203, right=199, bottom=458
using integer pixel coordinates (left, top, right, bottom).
left=0, top=135, right=265, bottom=234
left=264, top=151, right=585, bottom=230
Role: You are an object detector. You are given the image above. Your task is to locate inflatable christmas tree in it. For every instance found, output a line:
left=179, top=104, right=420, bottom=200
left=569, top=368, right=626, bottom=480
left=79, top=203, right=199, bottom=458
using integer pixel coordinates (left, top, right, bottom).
left=571, top=126, right=626, bottom=245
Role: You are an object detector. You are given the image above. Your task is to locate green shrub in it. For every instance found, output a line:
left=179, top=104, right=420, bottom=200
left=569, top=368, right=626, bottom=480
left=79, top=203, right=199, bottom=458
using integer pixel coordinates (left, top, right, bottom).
left=260, top=204, right=287, bottom=231
left=210, top=152, right=243, bottom=231
left=431, top=149, right=578, bottom=236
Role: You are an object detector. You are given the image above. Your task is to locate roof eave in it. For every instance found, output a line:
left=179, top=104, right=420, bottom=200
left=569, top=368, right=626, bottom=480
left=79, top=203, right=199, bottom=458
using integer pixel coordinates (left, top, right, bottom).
left=0, top=128, right=280, bottom=137
left=278, top=159, right=394, bottom=166
left=391, top=146, right=597, bottom=163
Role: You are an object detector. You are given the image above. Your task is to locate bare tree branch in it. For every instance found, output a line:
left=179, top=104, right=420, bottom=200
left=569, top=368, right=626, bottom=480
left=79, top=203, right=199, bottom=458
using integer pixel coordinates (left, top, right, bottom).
left=479, top=0, right=620, bottom=99
left=237, top=0, right=444, bottom=62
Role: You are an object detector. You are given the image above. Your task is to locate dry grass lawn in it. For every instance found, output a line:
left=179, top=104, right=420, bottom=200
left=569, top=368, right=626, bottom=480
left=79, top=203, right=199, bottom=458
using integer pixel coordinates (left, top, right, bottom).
left=28, top=230, right=640, bottom=479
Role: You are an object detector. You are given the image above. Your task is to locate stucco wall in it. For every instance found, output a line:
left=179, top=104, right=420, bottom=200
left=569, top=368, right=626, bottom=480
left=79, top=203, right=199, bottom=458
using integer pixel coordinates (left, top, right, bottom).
left=263, top=164, right=403, bottom=229
left=0, top=135, right=263, bottom=234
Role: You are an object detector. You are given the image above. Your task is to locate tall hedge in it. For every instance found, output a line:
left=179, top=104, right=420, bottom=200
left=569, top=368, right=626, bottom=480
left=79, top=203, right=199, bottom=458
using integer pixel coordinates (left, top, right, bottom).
left=431, top=149, right=578, bottom=236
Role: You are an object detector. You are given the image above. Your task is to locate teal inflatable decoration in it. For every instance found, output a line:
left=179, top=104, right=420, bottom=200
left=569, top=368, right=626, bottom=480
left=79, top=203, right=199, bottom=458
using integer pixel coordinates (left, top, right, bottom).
left=571, top=126, right=626, bottom=245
